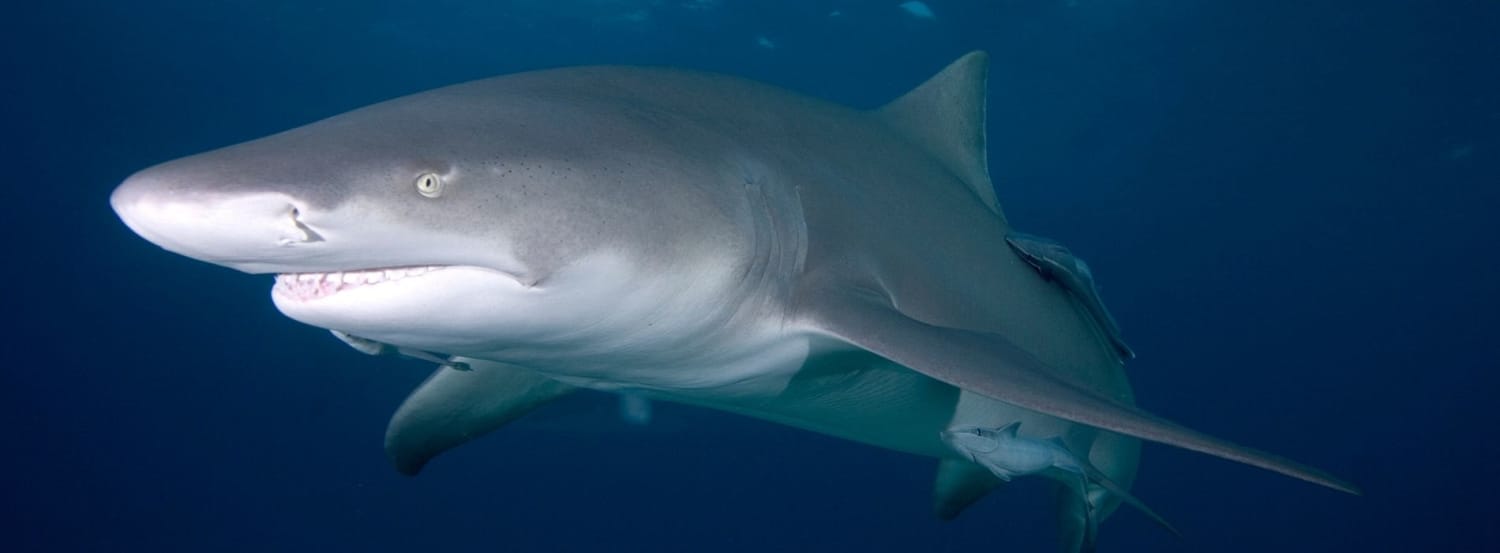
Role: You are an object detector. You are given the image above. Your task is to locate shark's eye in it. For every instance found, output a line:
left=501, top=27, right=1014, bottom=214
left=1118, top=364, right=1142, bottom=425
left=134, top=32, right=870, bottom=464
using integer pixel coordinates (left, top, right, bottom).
left=415, top=172, right=444, bottom=198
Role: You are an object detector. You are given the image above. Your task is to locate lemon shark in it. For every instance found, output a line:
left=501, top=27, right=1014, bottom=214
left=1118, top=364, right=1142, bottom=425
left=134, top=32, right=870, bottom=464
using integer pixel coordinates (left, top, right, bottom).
left=110, top=51, right=1357, bottom=549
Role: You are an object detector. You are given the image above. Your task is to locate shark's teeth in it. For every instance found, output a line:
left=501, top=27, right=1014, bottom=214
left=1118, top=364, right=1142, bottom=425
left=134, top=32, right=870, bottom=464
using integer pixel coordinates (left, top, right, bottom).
left=273, top=266, right=445, bottom=301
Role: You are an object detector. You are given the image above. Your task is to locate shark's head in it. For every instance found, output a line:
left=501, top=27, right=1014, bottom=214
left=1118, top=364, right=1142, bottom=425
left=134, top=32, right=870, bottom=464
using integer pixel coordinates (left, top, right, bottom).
left=112, top=70, right=785, bottom=362
left=940, top=424, right=1025, bottom=462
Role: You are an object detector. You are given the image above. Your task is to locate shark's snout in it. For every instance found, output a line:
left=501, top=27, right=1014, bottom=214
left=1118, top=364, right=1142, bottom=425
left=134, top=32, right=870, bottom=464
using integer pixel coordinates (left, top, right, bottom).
left=111, top=168, right=324, bottom=273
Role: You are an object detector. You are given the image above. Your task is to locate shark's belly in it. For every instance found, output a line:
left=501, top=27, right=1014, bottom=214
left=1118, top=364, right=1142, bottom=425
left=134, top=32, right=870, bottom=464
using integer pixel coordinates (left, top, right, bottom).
left=527, top=335, right=963, bottom=456
left=670, top=351, right=963, bottom=457
left=513, top=327, right=1135, bottom=471
left=650, top=350, right=1090, bottom=460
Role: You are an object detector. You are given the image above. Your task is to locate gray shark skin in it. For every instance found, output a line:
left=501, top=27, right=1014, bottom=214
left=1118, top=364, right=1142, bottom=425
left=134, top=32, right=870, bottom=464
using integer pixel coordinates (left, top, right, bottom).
left=111, top=52, right=1357, bottom=548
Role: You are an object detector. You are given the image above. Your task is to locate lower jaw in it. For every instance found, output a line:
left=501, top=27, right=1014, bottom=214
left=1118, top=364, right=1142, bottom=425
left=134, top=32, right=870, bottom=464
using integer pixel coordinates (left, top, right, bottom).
left=272, top=266, right=445, bottom=302
left=265, top=265, right=529, bottom=354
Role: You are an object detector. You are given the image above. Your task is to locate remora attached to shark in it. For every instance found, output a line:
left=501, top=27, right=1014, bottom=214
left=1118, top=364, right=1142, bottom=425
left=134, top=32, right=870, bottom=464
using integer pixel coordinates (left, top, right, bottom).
left=111, top=52, right=1357, bottom=549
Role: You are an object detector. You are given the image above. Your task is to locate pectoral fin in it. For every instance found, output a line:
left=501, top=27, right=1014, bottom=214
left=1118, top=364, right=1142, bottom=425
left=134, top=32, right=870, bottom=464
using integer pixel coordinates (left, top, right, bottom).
left=385, top=357, right=574, bottom=475
left=933, top=458, right=1004, bottom=520
left=799, top=288, right=1359, bottom=494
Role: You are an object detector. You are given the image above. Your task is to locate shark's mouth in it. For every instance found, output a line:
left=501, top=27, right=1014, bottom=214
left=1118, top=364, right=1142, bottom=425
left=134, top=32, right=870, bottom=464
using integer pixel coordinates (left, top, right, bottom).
left=273, top=266, right=447, bottom=301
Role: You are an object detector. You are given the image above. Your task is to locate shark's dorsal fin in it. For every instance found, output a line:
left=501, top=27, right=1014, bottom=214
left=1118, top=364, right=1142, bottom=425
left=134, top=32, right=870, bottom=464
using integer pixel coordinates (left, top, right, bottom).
left=874, top=51, right=1002, bottom=219
left=998, top=421, right=1022, bottom=437
left=932, top=458, right=1004, bottom=520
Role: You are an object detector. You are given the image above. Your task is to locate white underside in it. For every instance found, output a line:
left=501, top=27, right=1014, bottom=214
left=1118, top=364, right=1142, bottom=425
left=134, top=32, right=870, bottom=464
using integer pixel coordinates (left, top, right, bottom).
left=264, top=254, right=1116, bottom=468
left=268, top=260, right=1073, bottom=459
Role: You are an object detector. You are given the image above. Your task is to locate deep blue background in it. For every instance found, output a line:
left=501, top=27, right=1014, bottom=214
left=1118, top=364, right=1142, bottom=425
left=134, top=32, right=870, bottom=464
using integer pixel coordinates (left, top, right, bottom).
left=4, top=1, right=1497, bottom=551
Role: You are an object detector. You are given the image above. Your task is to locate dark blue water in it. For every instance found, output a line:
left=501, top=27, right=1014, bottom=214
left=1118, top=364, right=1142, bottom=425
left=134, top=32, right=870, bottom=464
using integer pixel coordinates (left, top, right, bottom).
left=5, top=1, right=1496, bottom=551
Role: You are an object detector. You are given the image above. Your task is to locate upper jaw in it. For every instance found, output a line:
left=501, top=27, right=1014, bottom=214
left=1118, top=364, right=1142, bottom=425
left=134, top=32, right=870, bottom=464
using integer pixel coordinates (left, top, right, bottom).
left=112, top=189, right=494, bottom=277
left=111, top=169, right=537, bottom=285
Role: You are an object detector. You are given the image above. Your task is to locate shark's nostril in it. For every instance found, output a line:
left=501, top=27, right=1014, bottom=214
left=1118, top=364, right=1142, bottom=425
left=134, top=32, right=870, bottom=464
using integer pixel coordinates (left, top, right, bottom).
left=288, top=206, right=325, bottom=243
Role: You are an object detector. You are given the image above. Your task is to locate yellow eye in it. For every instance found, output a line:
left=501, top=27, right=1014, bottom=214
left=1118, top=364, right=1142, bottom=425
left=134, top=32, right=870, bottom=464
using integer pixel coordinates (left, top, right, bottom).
left=415, top=172, right=443, bottom=198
